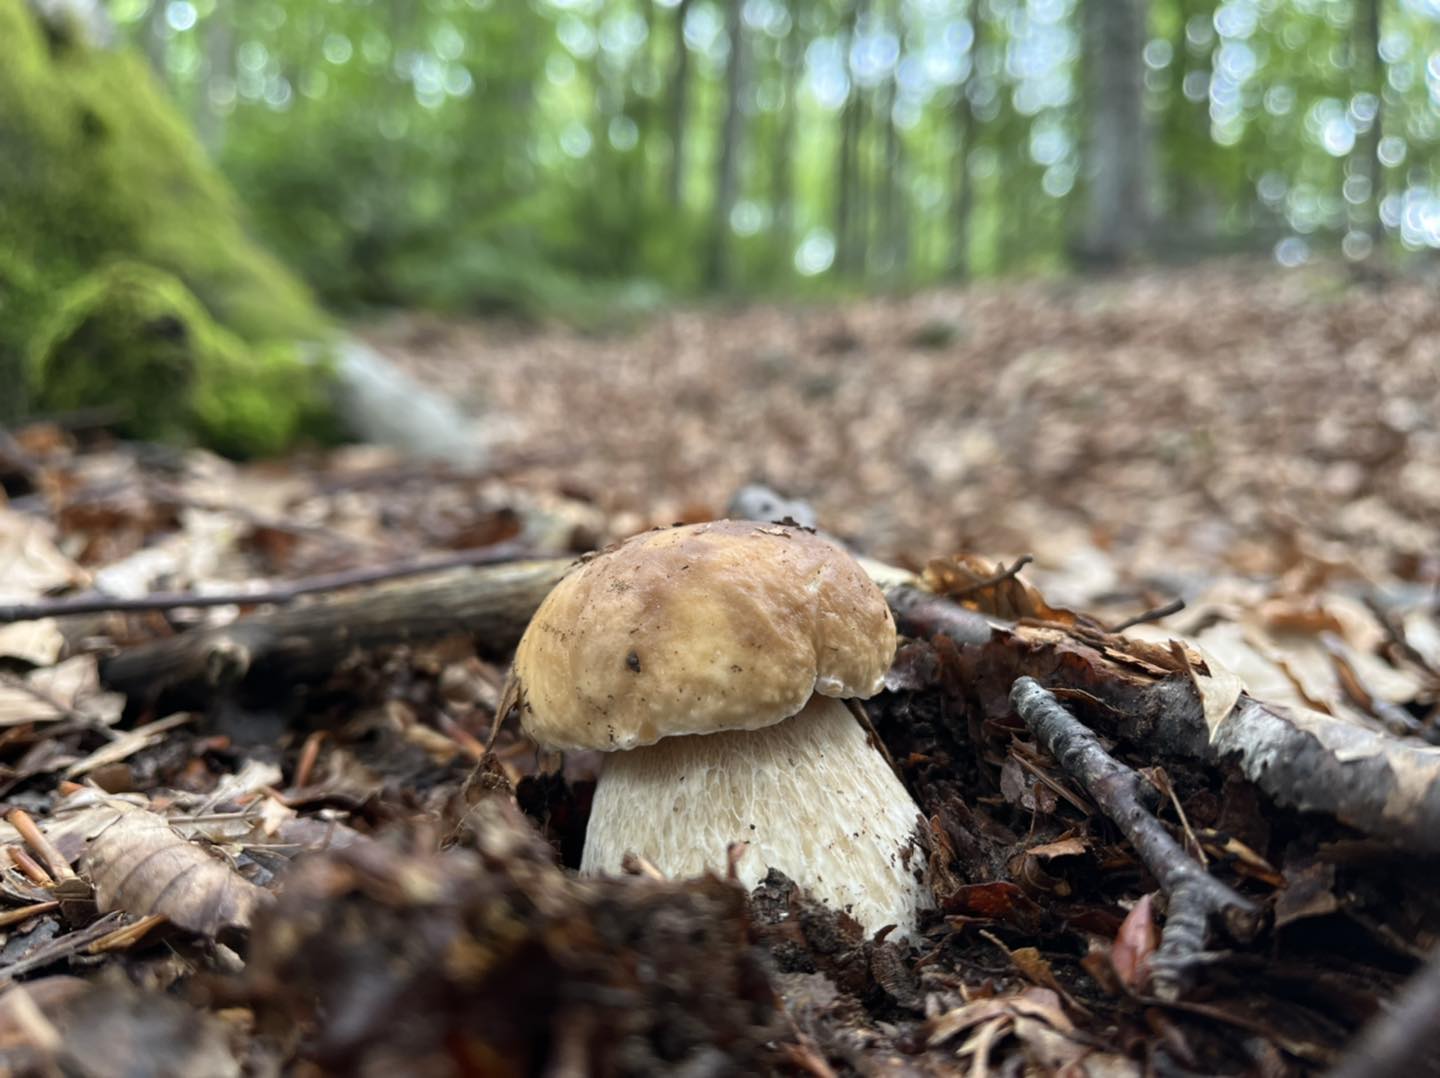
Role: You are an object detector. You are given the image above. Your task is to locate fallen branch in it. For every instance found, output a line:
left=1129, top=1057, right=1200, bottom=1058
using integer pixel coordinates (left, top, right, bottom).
left=99, top=559, right=572, bottom=706
left=1010, top=677, right=1259, bottom=999
left=0, top=543, right=531, bottom=624
left=92, top=491, right=1440, bottom=858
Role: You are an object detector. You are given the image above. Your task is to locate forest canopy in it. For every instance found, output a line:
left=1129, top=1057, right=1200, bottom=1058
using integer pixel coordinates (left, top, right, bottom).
left=110, top=0, right=1440, bottom=314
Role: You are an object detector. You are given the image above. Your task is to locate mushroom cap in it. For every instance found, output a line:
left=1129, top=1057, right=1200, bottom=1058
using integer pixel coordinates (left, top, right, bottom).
left=511, top=520, right=897, bottom=751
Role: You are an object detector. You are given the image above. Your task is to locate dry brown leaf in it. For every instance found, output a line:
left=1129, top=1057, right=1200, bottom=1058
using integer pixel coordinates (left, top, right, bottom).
left=0, top=656, right=123, bottom=727
left=0, top=619, right=64, bottom=666
left=64, top=713, right=192, bottom=779
left=0, top=510, right=86, bottom=599
left=1110, top=893, right=1157, bottom=992
left=1026, top=836, right=1089, bottom=860
left=922, top=554, right=1081, bottom=625
left=83, top=806, right=270, bottom=934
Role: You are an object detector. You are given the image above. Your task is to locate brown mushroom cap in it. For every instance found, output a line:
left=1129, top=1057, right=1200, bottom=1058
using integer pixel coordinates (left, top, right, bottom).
left=511, top=520, right=897, bottom=751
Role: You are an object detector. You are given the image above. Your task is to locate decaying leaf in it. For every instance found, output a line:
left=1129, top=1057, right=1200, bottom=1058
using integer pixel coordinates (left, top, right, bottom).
left=83, top=805, right=269, bottom=934
left=0, top=656, right=123, bottom=728
left=0, top=510, right=86, bottom=599
left=923, top=554, right=1083, bottom=625
left=1110, top=892, right=1158, bottom=992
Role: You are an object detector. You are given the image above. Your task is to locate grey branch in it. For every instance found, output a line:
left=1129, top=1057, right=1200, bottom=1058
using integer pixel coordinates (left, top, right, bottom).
left=1010, top=676, right=1259, bottom=1000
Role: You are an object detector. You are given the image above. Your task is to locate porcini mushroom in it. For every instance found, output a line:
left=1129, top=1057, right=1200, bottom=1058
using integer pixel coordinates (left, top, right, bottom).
left=507, top=520, right=931, bottom=937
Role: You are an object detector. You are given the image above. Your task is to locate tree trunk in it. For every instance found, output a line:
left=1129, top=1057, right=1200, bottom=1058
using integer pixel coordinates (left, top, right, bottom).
left=833, top=0, right=867, bottom=279
left=704, top=0, right=748, bottom=290
left=1078, top=0, right=1149, bottom=266
left=770, top=0, right=805, bottom=274
left=948, top=0, right=984, bottom=279
left=875, top=3, right=906, bottom=283
left=195, top=6, right=231, bottom=157
left=1350, top=0, right=1382, bottom=251
left=665, top=0, right=696, bottom=208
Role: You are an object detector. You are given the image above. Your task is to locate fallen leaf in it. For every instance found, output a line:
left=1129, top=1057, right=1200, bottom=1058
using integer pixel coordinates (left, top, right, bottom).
left=84, top=806, right=270, bottom=934
left=0, top=656, right=123, bottom=727
left=0, top=620, right=64, bottom=666
left=0, top=510, right=86, bottom=599
left=1110, top=893, right=1157, bottom=992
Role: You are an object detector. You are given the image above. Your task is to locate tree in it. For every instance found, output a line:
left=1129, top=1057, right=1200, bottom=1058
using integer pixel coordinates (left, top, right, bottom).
left=1349, top=0, right=1382, bottom=252
left=1078, top=0, right=1150, bottom=265
left=948, top=0, right=985, bottom=279
left=705, top=0, right=748, bottom=289
left=666, top=0, right=696, bottom=208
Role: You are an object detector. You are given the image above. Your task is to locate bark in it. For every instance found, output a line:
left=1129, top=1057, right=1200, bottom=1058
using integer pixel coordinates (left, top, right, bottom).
left=1078, top=0, right=1150, bottom=265
left=99, top=560, right=571, bottom=707
left=1012, top=678, right=1259, bottom=999
left=892, top=589, right=1440, bottom=856
left=704, top=0, right=748, bottom=290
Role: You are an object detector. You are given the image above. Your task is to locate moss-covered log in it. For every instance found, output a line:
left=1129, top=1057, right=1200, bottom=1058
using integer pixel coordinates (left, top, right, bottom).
left=0, top=0, right=329, bottom=451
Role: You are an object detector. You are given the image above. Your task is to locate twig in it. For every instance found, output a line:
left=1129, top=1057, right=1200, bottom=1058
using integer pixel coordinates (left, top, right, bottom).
left=844, top=698, right=904, bottom=781
left=0, top=901, right=59, bottom=928
left=0, top=541, right=531, bottom=624
left=85, top=913, right=167, bottom=954
left=1106, top=598, right=1186, bottom=634
left=1328, top=941, right=1440, bottom=1078
left=292, top=731, right=326, bottom=789
left=8, top=847, right=53, bottom=887
left=5, top=810, right=75, bottom=882
left=1010, top=677, right=1259, bottom=999
left=0, top=912, right=127, bottom=984
left=948, top=555, right=1035, bottom=597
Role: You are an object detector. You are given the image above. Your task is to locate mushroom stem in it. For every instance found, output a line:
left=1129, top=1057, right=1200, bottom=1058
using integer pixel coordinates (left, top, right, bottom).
left=580, top=695, right=932, bottom=938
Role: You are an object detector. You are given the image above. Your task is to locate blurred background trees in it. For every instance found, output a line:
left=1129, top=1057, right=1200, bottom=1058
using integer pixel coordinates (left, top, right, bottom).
left=84, top=0, right=1440, bottom=313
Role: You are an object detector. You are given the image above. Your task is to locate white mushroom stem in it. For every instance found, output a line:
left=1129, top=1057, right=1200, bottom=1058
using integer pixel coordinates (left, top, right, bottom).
left=580, top=694, right=933, bottom=938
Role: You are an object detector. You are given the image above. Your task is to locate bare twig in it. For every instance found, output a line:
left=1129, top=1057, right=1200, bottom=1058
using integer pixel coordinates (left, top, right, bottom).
left=292, top=731, right=326, bottom=789
left=0, top=912, right=128, bottom=984
left=0, top=901, right=59, bottom=928
left=947, top=555, right=1035, bottom=597
left=1106, top=598, right=1186, bottom=634
left=85, top=913, right=167, bottom=955
left=0, top=541, right=532, bottom=624
left=6, top=809, right=75, bottom=882
left=1010, top=677, right=1259, bottom=999
left=8, top=848, right=53, bottom=887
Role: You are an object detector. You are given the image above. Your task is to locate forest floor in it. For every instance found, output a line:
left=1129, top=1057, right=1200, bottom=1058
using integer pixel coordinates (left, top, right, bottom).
left=370, top=258, right=1440, bottom=615
left=0, top=259, right=1437, bottom=1075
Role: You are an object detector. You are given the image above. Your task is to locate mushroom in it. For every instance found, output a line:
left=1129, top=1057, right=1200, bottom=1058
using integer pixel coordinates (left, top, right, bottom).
left=506, top=520, right=932, bottom=937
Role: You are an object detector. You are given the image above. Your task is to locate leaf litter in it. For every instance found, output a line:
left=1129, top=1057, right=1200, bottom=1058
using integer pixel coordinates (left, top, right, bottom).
left=0, top=263, right=1436, bottom=1073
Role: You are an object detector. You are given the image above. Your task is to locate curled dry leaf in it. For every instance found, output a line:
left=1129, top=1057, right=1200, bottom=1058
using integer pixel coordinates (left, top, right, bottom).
left=83, top=807, right=270, bottom=935
left=1110, top=892, right=1158, bottom=993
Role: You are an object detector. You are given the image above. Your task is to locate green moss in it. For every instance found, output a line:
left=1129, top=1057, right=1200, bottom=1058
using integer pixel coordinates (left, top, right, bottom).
left=29, top=262, right=329, bottom=458
left=0, top=0, right=333, bottom=448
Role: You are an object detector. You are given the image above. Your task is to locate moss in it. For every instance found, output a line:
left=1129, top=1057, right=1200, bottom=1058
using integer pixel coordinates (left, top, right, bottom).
left=29, top=262, right=330, bottom=458
left=0, top=0, right=333, bottom=449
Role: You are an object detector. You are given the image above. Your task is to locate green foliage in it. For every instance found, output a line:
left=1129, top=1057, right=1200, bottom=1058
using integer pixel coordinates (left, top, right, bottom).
left=73, top=0, right=1440, bottom=316
left=0, top=0, right=331, bottom=444
left=28, top=262, right=331, bottom=458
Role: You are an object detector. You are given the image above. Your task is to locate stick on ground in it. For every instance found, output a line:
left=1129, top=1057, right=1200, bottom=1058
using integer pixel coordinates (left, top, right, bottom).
left=1010, top=676, right=1259, bottom=999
